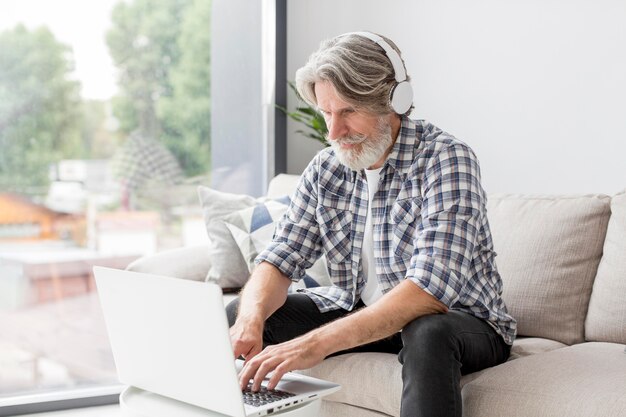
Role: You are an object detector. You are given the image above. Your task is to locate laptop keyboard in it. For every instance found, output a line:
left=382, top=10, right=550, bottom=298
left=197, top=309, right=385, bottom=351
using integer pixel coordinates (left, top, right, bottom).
left=242, top=384, right=296, bottom=407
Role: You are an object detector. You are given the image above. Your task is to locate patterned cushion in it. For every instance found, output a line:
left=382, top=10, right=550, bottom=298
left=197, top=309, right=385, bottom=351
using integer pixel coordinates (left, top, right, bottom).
left=221, top=197, right=331, bottom=290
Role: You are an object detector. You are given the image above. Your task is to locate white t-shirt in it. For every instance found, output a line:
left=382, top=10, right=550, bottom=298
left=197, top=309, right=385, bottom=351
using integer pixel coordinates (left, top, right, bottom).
left=360, top=167, right=384, bottom=306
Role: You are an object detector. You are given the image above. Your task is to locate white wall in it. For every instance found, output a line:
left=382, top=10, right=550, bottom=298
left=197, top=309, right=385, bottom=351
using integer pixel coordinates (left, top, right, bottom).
left=286, top=0, right=626, bottom=195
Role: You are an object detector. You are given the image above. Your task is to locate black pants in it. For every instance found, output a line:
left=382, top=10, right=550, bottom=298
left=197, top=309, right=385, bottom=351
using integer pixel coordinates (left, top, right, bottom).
left=226, top=294, right=511, bottom=417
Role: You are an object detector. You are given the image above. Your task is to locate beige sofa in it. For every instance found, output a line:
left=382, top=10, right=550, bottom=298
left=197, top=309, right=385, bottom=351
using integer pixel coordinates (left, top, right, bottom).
left=128, top=174, right=626, bottom=417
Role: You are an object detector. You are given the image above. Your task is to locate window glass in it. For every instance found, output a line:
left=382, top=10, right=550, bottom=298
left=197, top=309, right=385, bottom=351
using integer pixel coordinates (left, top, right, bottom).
left=0, top=0, right=211, bottom=399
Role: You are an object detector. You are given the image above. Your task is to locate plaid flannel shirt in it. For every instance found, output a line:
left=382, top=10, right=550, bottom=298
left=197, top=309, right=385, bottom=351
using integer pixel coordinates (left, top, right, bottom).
left=256, top=117, right=517, bottom=345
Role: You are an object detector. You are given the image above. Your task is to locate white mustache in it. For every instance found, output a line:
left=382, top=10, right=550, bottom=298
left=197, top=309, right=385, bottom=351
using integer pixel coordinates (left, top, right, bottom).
left=330, top=134, right=367, bottom=146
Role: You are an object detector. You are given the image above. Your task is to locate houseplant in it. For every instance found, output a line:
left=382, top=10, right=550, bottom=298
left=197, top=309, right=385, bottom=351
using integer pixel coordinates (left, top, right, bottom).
left=278, top=82, right=329, bottom=147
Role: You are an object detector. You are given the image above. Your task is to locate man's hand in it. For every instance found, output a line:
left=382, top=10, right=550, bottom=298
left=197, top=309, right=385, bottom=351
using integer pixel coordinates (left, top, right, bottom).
left=239, top=333, right=327, bottom=391
left=230, top=317, right=264, bottom=361
left=229, top=262, right=292, bottom=361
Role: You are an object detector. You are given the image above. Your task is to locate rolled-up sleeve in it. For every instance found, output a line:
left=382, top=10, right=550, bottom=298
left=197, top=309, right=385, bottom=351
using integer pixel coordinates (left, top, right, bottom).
left=255, top=156, right=323, bottom=282
left=406, top=143, right=485, bottom=306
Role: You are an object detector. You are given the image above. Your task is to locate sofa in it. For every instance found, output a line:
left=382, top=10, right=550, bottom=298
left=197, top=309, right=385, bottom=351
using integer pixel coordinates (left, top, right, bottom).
left=127, top=174, right=626, bottom=417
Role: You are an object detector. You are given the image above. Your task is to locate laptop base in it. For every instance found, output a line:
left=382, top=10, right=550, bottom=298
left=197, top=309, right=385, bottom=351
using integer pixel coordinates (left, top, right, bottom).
left=120, top=386, right=322, bottom=417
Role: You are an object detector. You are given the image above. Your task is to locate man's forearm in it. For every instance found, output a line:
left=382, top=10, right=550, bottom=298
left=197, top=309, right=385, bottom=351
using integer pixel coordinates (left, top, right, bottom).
left=237, top=277, right=449, bottom=390
left=237, top=262, right=292, bottom=324
left=309, top=280, right=448, bottom=357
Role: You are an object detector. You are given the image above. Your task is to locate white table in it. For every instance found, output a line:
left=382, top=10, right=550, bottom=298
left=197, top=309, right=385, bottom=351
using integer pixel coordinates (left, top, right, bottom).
left=120, top=386, right=321, bottom=417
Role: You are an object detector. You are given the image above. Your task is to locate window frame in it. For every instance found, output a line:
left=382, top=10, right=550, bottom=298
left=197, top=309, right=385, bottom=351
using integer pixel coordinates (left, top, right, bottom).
left=0, top=385, right=123, bottom=416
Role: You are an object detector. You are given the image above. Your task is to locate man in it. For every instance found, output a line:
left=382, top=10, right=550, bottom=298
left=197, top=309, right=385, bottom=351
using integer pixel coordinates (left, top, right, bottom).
left=227, top=32, right=516, bottom=417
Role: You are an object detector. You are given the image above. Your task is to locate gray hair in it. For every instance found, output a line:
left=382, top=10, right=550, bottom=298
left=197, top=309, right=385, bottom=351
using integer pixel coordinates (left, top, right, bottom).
left=295, top=33, right=413, bottom=116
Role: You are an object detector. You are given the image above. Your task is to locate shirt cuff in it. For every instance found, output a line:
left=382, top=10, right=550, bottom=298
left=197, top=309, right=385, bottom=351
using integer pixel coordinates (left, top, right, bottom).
left=255, top=242, right=307, bottom=283
left=406, top=255, right=463, bottom=306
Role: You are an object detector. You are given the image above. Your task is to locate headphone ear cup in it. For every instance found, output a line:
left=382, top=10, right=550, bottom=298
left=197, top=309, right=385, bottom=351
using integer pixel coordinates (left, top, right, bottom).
left=389, top=81, right=414, bottom=115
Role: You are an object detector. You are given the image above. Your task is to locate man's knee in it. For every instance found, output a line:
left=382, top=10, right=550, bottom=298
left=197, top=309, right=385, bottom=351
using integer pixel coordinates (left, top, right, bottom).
left=400, top=313, right=458, bottom=361
left=225, top=297, right=240, bottom=327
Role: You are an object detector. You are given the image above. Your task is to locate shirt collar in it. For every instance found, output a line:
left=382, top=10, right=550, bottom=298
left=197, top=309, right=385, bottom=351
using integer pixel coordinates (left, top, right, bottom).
left=385, top=115, right=420, bottom=175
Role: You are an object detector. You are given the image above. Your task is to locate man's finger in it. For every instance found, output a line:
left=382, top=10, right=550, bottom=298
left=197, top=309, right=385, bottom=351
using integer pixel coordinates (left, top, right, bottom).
left=233, top=342, right=250, bottom=360
left=234, top=337, right=262, bottom=361
left=267, top=363, right=290, bottom=390
left=241, top=345, right=261, bottom=363
left=251, top=356, right=282, bottom=392
left=239, top=355, right=263, bottom=390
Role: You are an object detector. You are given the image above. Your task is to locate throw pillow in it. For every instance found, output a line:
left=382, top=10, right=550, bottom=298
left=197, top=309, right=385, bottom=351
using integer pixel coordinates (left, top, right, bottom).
left=197, top=186, right=262, bottom=290
left=585, top=191, right=626, bottom=344
left=220, top=197, right=331, bottom=291
left=487, top=193, right=611, bottom=345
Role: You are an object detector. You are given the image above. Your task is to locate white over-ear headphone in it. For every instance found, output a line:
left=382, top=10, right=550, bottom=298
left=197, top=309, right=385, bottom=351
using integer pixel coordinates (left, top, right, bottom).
left=339, top=31, right=414, bottom=115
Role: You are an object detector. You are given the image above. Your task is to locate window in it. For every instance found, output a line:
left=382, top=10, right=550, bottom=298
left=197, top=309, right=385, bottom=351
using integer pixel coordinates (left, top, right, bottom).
left=0, top=0, right=213, bottom=410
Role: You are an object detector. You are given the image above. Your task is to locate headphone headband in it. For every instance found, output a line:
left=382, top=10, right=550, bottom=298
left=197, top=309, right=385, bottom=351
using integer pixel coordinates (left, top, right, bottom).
left=345, top=32, right=407, bottom=83
left=337, top=31, right=413, bottom=114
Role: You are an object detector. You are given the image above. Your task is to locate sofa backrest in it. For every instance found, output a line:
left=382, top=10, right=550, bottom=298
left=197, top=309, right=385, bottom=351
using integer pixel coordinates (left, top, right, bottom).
left=585, top=191, right=626, bottom=344
left=267, top=174, right=300, bottom=198
left=487, top=194, right=611, bottom=345
left=267, top=175, right=615, bottom=345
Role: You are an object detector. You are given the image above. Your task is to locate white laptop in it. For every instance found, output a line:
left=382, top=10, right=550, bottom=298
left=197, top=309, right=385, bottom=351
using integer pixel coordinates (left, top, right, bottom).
left=94, top=266, right=340, bottom=417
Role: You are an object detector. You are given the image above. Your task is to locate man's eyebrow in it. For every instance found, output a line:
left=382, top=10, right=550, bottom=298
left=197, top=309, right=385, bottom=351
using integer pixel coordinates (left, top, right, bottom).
left=318, top=106, right=355, bottom=114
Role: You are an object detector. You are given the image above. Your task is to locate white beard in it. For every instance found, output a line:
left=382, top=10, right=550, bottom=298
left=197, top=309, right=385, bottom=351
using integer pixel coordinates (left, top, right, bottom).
left=329, top=119, right=394, bottom=171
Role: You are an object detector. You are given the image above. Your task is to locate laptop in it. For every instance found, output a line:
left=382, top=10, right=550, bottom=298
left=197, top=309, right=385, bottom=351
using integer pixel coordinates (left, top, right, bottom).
left=94, top=266, right=340, bottom=417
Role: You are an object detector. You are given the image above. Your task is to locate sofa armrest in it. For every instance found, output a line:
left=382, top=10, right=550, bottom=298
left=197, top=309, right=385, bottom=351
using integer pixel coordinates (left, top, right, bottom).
left=126, top=244, right=211, bottom=281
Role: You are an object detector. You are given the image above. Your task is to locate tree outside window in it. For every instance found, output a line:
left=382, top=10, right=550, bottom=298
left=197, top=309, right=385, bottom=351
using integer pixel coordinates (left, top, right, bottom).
left=0, top=0, right=212, bottom=402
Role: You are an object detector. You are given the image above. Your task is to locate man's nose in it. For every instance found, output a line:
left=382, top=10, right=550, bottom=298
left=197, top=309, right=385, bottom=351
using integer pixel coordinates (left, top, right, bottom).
left=327, top=115, right=348, bottom=141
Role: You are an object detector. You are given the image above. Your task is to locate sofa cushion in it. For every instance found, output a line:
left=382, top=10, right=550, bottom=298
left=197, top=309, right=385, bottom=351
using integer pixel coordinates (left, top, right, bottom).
left=222, top=197, right=292, bottom=272
left=220, top=197, right=331, bottom=290
left=506, top=336, right=567, bottom=361
left=125, top=244, right=211, bottom=281
left=486, top=194, right=611, bottom=345
left=586, top=191, right=626, bottom=344
left=197, top=186, right=259, bottom=289
left=462, top=342, right=626, bottom=417
left=303, top=352, right=401, bottom=416
left=300, top=337, right=565, bottom=417
left=198, top=182, right=331, bottom=291
left=266, top=174, right=300, bottom=198
left=320, top=401, right=389, bottom=417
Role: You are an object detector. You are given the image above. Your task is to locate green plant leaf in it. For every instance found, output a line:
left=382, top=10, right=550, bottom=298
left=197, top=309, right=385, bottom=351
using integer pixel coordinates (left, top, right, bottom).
left=281, top=80, right=329, bottom=147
